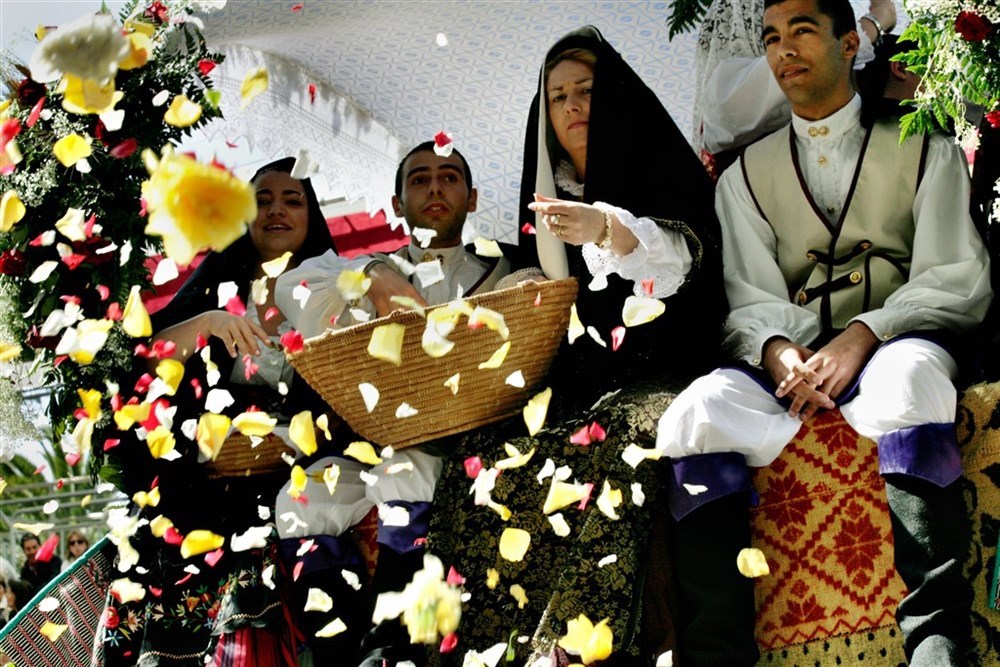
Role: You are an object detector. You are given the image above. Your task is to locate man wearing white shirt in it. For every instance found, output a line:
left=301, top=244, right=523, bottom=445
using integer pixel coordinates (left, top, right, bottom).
left=656, top=1, right=991, bottom=665
left=274, top=141, right=510, bottom=665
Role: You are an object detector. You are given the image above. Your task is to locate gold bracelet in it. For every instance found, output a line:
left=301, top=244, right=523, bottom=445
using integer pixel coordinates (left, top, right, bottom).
left=597, top=210, right=614, bottom=250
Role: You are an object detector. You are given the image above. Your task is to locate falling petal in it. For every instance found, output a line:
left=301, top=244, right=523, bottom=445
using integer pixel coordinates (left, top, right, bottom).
left=289, top=410, right=318, bottom=456
left=522, top=387, right=551, bottom=436
left=498, top=528, right=530, bottom=562
left=151, top=89, right=170, bottom=106
left=631, top=482, right=646, bottom=507
left=146, top=426, right=175, bottom=459
left=163, top=94, right=202, bottom=127
left=395, top=402, right=418, bottom=418
left=54, top=207, right=86, bottom=241
left=232, top=411, right=277, bottom=437
left=548, top=512, right=571, bottom=537
left=567, top=304, right=584, bottom=343
left=510, top=584, right=528, bottom=609
left=621, top=444, right=662, bottom=469
left=53, top=133, right=92, bottom=167
left=596, top=481, right=623, bottom=520
left=443, top=373, right=460, bottom=395
left=478, top=341, right=511, bottom=369
left=0, top=190, right=26, bottom=232
left=486, top=568, right=499, bottom=590
left=622, top=296, right=665, bottom=327
left=569, top=425, right=591, bottom=446
left=155, top=359, right=184, bottom=395
left=683, top=483, right=708, bottom=495
left=610, top=326, right=626, bottom=351
left=289, top=148, right=318, bottom=179
left=505, top=370, right=525, bottom=388
left=122, top=285, right=152, bottom=337
left=586, top=326, right=607, bottom=347
left=641, top=279, right=655, bottom=296
left=433, top=131, right=453, bottom=157
left=367, top=323, right=405, bottom=366
left=240, top=67, right=269, bottom=109
left=543, top=479, right=588, bottom=515
left=152, top=257, right=179, bottom=285
left=736, top=548, right=770, bottom=578
left=358, top=382, right=379, bottom=413
left=288, top=465, right=307, bottom=499
left=411, top=227, right=438, bottom=248
left=261, top=251, right=292, bottom=278
left=39, top=621, right=68, bottom=642
left=280, top=329, right=304, bottom=353
left=436, top=32, right=448, bottom=47
left=468, top=306, right=509, bottom=339
left=180, top=530, right=225, bottom=559
left=558, top=615, right=613, bottom=665
left=196, top=412, right=231, bottom=461
left=304, top=588, right=333, bottom=612
left=473, top=237, right=503, bottom=257
left=343, top=441, right=382, bottom=465
left=315, top=618, right=347, bottom=638
left=110, top=578, right=146, bottom=603
left=597, top=554, right=618, bottom=568
left=494, top=443, right=536, bottom=470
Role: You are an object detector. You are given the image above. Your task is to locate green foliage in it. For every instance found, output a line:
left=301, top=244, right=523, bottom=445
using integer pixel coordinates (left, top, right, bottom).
left=666, top=0, right=716, bottom=39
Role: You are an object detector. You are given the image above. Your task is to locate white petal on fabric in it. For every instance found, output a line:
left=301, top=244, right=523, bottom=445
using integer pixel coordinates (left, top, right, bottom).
left=152, top=258, right=179, bottom=286
left=413, top=259, right=444, bottom=288
left=410, top=227, right=437, bottom=248
left=505, top=370, right=525, bottom=388
left=216, top=281, right=238, bottom=308
left=204, top=388, right=235, bottom=414
left=597, top=554, right=618, bottom=568
left=359, top=382, right=379, bottom=413
left=378, top=503, right=410, bottom=527
left=548, top=512, right=571, bottom=537
left=631, top=482, right=646, bottom=507
left=536, top=458, right=556, bottom=484
left=289, top=148, right=319, bottom=180
left=683, top=483, right=708, bottom=496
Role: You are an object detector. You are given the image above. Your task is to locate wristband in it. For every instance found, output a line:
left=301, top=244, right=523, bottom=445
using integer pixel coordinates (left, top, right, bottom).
left=860, top=13, right=885, bottom=47
left=597, top=210, right=614, bottom=250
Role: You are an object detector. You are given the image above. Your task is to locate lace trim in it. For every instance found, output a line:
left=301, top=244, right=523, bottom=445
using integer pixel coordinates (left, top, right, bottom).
left=554, top=160, right=585, bottom=198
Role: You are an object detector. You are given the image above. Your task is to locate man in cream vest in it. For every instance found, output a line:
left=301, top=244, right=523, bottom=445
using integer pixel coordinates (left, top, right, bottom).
left=655, top=1, right=991, bottom=665
left=274, top=142, right=511, bottom=664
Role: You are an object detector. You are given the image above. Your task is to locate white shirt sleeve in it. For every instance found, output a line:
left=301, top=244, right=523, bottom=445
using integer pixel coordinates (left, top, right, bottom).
left=274, top=250, right=370, bottom=339
left=700, top=56, right=790, bottom=155
left=716, top=165, right=822, bottom=365
left=850, top=135, right=992, bottom=339
left=580, top=202, right=693, bottom=299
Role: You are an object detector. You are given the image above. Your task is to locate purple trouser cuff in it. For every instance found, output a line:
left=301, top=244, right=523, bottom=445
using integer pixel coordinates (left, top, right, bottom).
left=877, top=422, right=962, bottom=487
left=278, top=534, right=363, bottom=578
left=668, top=452, right=751, bottom=521
left=377, top=500, right=432, bottom=555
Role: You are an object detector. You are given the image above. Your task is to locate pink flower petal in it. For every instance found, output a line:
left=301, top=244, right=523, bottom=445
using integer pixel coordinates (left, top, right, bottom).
left=225, top=139, right=238, bottom=148
left=195, top=334, right=208, bottom=351
left=588, top=421, right=607, bottom=442
left=463, top=456, right=483, bottom=479
left=55, top=479, right=65, bottom=489
left=569, top=425, right=591, bottom=446
left=175, top=573, right=193, bottom=586
left=434, top=131, right=452, bottom=148
left=641, top=279, right=654, bottom=296
left=96, top=284, right=110, bottom=300
left=308, top=83, right=317, bottom=104
left=292, top=560, right=304, bottom=581
left=197, top=59, right=216, bottom=76
left=291, top=3, right=304, bottom=10
left=109, top=138, right=138, bottom=159
left=139, top=197, right=148, bottom=217
left=446, top=566, right=465, bottom=585
left=280, top=329, right=304, bottom=353
left=27, top=98, right=45, bottom=128
left=225, top=296, right=247, bottom=316
left=521, top=222, right=536, bottom=235
left=35, top=534, right=59, bottom=563
left=204, top=548, right=224, bottom=567
left=191, top=378, right=203, bottom=399
left=106, top=302, right=123, bottom=320
left=611, top=326, right=625, bottom=351
left=439, top=632, right=458, bottom=653
left=534, top=291, right=542, bottom=307
left=577, top=482, right=595, bottom=510
left=0, top=118, right=20, bottom=152
left=164, top=527, right=184, bottom=546
left=33, top=465, right=46, bottom=475
left=83, top=214, right=96, bottom=237
left=264, top=307, right=279, bottom=321
left=102, top=439, right=119, bottom=452
left=66, top=452, right=82, bottom=465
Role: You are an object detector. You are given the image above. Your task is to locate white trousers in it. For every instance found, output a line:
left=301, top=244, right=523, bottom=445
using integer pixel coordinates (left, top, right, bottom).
left=656, top=338, right=959, bottom=467
left=275, top=447, right=443, bottom=539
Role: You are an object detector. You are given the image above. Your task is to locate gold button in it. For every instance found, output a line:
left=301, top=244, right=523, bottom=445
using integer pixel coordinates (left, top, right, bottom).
left=818, top=156, right=827, bottom=166
left=849, top=271, right=862, bottom=284
left=806, top=252, right=817, bottom=261
left=807, top=126, right=830, bottom=137
left=797, top=292, right=808, bottom=304
left=751, top=357, right=760, bottom=366
left=882, top=333, right=892, bottom=340
left=819, top=126, right=829, bottom=136
left=808, top=127, right=818, bottom=137
left=860, top=241, right=871, bottom=250
left=826, top=206, right=835, bottom=214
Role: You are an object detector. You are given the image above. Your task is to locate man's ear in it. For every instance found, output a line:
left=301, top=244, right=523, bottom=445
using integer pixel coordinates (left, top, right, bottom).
left=467, top=187, right=478, bottom=213
left=391, top=194, right=404, bottom=218
left=889, top=60, right=909, bottom=82
left=842, top=30, right=860, bottom=61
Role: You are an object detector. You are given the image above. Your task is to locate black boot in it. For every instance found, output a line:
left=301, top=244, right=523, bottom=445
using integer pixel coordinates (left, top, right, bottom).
left=885, top=475, right=972, bottom=666
left=279, top=535, right=369, bottom=664
left=357, top=500, right=434, bottom=667
left=669, top=453, right=759, bottom=667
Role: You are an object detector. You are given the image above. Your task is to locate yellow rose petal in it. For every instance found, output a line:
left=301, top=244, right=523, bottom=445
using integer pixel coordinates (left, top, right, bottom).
left=287, top=465, right=307, bottom=499
left=1, top=190, right=26, bottom=232
left=486, top=567, right=499, bottom=590
left=495, top=443, right=536, bottom=470
left=39, top=621, right=68, bottom=643
left=155, top=358, right=185, bottom=396
left=124, top=18, right=156, bottom=37
left=468, top=306, right=509, bottom=340
left=736, top=547, right=770, bottom=578
left=232, top=411, right=277, bottom=437
left=336, top=269, right=372, bottom=301
left=322, top=462, right=340, bottom=495
left=179, top=529, right=225, bottom=559
left=53, top=133, right=93, bottom=167
left=240, top=67, right=269, bottom=109
left=510, top=584, right=528, bottom=609
left=60, top=75, right=120, bottom=115
left=443, top=372, right=460, bottom=395
left=596, top=480, right=623, bottom=521
left=343, top=441, right=382, bottom=466
left=478, top=341, right=511, bottom=370
left=122, top=285, right=153, bottom=337
left=367, top=323, right=405, bottom=366
left=132, top=487, right=161, bottom=508
left=146, top=425, right=175, bottom=459
left=473, top=237, right=504, bottom=258
left=119, top=31, right=152, bottom=70
left=197, top=412, right=231, bottom=461
left=543, top=479, right=589, bottom=515
left=0, top=341, right=23, bottom=362
left=289, top=410, right=317, bottom=456
left=315, top=413, right=332, bottom=440
left=54, top=207, right=86, bottom=241
left=114, top=402, right=151, bottom=430
left=315, top=617, right=347, bottom=638
left=523, top=387, right=552, bottom=436
left=261, top=251, right=292, bottom=278
left=421, top=324, right=455, bottom=358
left=622, top=295, right=666, bottom=328
left=110, top=578, right=146, bottom=604
left=164, top=94, right=202, bottom=128
left=567, top=303, right=585, bottom=343
left=559, top=614, right=613, bottom=665
left=149, top=515, right=174, bottom=538
left=498, top=527, right=531, bottom=562
left=77, top=389, right=102, bottom=420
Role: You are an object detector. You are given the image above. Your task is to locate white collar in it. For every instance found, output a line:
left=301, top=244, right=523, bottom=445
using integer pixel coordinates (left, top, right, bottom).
left=406, top=241, right=464, bottom=266
left=791, top=94, right=861, bottom=143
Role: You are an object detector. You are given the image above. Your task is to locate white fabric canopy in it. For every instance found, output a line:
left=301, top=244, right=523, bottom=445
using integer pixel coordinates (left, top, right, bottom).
left=200, top=1, right=699, bottom=242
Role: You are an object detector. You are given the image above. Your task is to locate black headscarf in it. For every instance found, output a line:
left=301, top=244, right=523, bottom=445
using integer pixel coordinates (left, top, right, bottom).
left=519, top=26, right=727, bottom=404
left=118, top=158, right=337, bottom=530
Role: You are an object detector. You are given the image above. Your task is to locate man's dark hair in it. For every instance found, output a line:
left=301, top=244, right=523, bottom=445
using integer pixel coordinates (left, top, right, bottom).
left=20, top=533, right=39, bottom=548
left=394, top=141, right=473, bottom=197
left=763, top=0, right=856, bottom=38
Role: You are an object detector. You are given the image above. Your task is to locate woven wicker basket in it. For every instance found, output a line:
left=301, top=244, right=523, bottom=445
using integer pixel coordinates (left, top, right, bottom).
left=204, top=432, right=295, bottom=479
left=287, top=278, right=578, bottom=449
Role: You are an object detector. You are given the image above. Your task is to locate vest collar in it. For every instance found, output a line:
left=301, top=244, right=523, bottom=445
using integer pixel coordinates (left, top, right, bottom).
left=407, top=240, right=465, bottom=268
left=791, top=94, right=861, bottom=144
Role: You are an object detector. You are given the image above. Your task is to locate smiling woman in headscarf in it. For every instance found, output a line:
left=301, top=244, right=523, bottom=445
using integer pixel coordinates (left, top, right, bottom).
left=423, top=26, right=727, bottom=666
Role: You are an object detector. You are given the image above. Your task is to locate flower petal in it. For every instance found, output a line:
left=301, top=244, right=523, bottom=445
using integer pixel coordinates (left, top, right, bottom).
left=522, top=387, right=551, bottom=436
left=164, top=94, right=202, bottom=127
left=240, top=67, right=269, bottom=109
left=180, top=530, right=225, bottom=559
left=622, top=295, right=666, bottom=327
left=232, top=411, right=277, bottom=437
left=289, top=410, right=318, bottom=456
left=0, top=190, right=26, bottom=232
left=196, top=412, right=231, bottom=461
left=53, top=133, right=92, bottom=167
left=567, top=303, right=584, bottom=343
left=736, top=547, right=770, bottom=578
left=343, top=440, right=382, bottom=465
left=498, top=527, right=530, bottom=562
left=122, top=285, right=152, bottom=337
left=478, top=341, right=511, bottom=369
left=367, top=323, right=405, bottom=366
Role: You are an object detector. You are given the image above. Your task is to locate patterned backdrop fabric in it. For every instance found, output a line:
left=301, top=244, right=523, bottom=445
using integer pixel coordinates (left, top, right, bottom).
left=198, top=1, right=699, bottom=242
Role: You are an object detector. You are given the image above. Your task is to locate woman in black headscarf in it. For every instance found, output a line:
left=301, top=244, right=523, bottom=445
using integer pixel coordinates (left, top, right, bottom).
left=425, top=27, right=727, bottom=665
left=101, top=158, right=345, bottom=667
